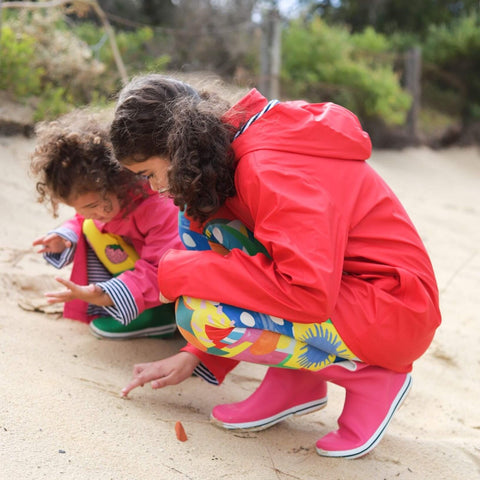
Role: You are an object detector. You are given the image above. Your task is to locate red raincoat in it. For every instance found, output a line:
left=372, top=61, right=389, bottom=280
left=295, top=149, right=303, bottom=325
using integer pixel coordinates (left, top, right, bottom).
left=161, top=89, right=441, bottom=381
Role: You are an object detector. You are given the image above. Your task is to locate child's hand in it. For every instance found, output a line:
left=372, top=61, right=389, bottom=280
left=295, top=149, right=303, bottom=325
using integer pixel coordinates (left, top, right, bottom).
left=45, top=277, right=113, bottom=307
left=121, top=352, right=200, bottom=397
left=33, top=233, right=72, bottom=254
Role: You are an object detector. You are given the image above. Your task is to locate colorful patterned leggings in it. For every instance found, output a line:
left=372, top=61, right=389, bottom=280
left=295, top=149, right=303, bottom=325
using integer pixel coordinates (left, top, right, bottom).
left=176, top=212, right=359, bottom=371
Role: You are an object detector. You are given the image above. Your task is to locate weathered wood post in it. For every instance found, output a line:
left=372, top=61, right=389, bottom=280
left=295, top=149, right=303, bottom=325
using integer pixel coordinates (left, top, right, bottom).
left=405, top=46, right=422, bottom=141
left=259, top=4, right=281, bottom=99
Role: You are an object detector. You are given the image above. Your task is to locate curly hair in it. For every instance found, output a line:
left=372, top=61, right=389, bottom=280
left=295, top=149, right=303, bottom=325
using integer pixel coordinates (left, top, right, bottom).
left=31, top=109, right=146, bottom=218
left=110, top=74, right=238, bottom=223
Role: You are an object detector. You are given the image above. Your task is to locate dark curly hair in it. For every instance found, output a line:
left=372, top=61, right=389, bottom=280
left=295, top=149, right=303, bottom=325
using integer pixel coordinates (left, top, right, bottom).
left=31, top=109, right=146, bottom=218
left=110, top=74, right=237, bottom=223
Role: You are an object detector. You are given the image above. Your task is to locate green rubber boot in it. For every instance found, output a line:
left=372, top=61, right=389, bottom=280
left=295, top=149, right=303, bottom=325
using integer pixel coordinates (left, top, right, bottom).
left=89, top=303, right=176, bottom=339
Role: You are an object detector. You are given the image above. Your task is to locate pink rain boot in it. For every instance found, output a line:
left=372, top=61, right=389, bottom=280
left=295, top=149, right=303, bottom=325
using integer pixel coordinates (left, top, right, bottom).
left=211, top=367, right=328, bottom=431
left=315, top=362, right=412, bottom=459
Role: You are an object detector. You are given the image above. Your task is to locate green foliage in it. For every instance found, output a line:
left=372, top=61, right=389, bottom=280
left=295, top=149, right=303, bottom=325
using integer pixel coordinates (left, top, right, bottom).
left=351, top=26, right=391, bottom=54
left=144, top=55, right=171, bottom=73
left=1, top=9, right=170, bottom=122
left=282, top=18, right=411, bottom=125
left=387, top=31, right=421, bottom=52
left=2, top=9, right=107, bottom=119
left=422, top=12, right=480, bottom=121
left=306, top=1, right=480, bottom=127
left=3, top=1, right=478, bottom=132
left=318, top=0, right=479, bottom=37
left=424, top=14, right=480, bottom=63
left=33, top=84, right=76, bottom=122
left=0, top=23, right=75, bottom=122
left=0, top=26, right=43, bottom=97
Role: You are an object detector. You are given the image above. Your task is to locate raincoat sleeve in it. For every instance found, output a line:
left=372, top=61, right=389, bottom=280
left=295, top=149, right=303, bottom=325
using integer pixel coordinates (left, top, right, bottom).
left=158, top=154, right=348, bottom=324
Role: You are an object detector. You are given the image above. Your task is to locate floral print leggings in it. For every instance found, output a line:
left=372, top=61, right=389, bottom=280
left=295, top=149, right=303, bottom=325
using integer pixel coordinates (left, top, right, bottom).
left=175, top=212, right=359, bottom=371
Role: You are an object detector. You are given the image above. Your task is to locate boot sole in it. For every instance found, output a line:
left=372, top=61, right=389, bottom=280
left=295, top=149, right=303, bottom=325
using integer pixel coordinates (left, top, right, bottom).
left=210, top=396, right=328, bottom=432
left=89, top=323, right=177, bottom=340
left=316, top=373, right=412, bottom=459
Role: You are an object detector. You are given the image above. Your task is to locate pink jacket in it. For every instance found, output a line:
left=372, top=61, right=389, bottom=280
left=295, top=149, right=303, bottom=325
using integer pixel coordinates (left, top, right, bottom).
left=60, top=190, right=182, bottom=323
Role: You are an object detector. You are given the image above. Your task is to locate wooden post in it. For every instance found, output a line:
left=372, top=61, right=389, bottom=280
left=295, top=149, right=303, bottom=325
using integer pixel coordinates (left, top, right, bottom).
left=405, top=46, right=422, bottom=141
left=259, top=5, right=281, bottom=99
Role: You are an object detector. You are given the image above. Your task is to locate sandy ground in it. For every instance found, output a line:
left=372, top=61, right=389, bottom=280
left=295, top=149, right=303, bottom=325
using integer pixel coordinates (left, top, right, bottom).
left=0, top=135, right=479, bottom=480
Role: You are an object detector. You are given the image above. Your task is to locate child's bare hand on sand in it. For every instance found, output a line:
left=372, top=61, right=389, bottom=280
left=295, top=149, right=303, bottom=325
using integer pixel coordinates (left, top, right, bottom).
left=33, top=233, right=72, bottom=254
left=121, top=352, right=200, bottom=397
left=45, top=277, right=113, bottom=306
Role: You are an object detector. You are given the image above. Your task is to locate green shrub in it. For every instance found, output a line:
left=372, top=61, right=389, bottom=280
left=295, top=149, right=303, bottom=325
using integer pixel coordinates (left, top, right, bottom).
left=422, top=13, right=480, bottom=121
left=1, top=9, right=108, bottom=123
left=5, top=10, right=106, bottom=103
left=0, top=26, right=43, bottom=97
left=282, top=18, right=411, bottom=125
left=1, top=9, right=171, bottom=121
left=33, top=83, right=76, bottom=122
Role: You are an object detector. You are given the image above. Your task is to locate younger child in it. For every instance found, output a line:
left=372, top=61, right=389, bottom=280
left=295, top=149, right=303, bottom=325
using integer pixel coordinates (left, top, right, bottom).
left=31, top=110, right=183, bottom=339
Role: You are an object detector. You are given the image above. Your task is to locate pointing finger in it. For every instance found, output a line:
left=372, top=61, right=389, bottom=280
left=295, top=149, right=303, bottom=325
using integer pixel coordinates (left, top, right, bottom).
left=121, top=377, right=145, bottom=397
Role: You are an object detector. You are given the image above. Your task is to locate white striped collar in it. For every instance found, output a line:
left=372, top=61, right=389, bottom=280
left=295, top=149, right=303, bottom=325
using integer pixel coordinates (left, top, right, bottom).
left=234, top=99, right=280, bottom=139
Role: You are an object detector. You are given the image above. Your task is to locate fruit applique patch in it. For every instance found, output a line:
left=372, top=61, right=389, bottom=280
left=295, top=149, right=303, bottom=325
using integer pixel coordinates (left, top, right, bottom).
left=105, top=244, right=128, bottom=264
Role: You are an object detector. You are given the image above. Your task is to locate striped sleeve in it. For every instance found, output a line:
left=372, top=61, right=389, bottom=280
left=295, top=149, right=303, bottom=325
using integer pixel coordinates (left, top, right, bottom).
left=43, top=227, right=78, bottom=269
left=192, top=363, right=220, bottom=385
left=97, top=277, right=139, bottom=325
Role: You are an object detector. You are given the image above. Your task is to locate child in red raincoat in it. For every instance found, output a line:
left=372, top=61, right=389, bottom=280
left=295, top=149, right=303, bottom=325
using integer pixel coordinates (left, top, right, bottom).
left=111, top=74, right=441, bottom=459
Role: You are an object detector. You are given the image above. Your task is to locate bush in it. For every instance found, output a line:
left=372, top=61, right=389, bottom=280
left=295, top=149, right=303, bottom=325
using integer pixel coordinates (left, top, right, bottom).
left=422, top=12, right=480, bottom=122
left=281, top=18, right=411, bottom=126
left=6, top=10, right=106, bottom=103
left=1, top=10, right=107, bottom=120
left=1, top=9, right=170, bottom=121
left=33, top=83, right=76, bottom=122
left=0, top=26, right=43, bottom=97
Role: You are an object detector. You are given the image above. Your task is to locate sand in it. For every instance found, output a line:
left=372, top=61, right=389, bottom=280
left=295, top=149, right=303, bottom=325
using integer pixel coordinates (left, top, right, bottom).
left=0, top=135, right=479, bottom=480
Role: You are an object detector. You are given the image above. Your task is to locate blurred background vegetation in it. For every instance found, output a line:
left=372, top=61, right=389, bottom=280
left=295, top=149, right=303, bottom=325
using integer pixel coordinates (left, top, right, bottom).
left=1, top=0, right=479, bottom=148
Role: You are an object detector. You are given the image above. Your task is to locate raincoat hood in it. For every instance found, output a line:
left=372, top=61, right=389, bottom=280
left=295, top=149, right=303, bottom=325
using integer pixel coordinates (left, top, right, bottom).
left=224, top=89, right=372, bottom=162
